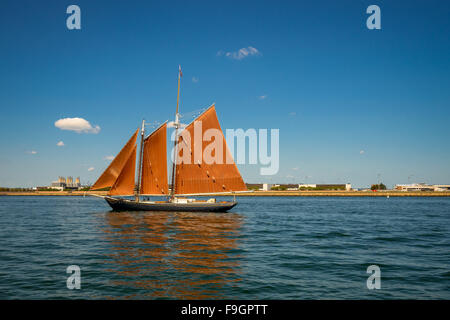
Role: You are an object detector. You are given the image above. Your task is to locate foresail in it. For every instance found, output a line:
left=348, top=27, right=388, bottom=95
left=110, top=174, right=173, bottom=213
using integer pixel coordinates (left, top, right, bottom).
left=174, top=105, right=247, bottom=195
left=109, top=146, right=136, bottom=195
left=91, top=129, right=138, bottom=190
left=140, top=123, right=169, bottom=195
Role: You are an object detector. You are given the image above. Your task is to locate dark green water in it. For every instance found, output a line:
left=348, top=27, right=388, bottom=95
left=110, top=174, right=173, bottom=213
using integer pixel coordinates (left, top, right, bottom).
left=0, top=196, right=448, bottom=299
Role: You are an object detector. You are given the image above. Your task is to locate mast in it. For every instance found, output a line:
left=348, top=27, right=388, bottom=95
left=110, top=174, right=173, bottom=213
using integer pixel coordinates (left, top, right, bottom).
left=135, top=119, right=145, bottom=202
left=170, top=65, right=182, bottom=199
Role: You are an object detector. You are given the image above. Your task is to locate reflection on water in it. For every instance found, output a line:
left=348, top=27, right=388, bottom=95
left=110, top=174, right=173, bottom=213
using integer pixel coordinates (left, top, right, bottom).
left=101, top=211, right=244, bottom=299
left=1, top=197, right=449, bottom=299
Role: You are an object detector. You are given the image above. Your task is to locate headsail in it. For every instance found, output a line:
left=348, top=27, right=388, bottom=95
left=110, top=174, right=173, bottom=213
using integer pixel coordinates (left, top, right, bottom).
left=109, top=146, right=136, bottom=195
left=174, top=105, right=247, bottom=195
left=140, top=123, right=169, bottom=195
left=91, top=129, right=139, bottom=190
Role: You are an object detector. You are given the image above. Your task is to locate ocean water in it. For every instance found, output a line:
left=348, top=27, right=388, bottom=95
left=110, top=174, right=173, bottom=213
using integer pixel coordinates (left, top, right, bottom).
left=0, top=196, right=448, bottom=299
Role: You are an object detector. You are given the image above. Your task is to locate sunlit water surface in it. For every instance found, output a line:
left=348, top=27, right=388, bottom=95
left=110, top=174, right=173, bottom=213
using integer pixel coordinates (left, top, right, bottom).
left=0, top=196, right=448, bottom=299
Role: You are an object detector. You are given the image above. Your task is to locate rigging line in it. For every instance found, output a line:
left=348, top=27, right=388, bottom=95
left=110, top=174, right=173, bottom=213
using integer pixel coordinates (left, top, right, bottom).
left=144, top=120, right=166, bottom=128
left=178, top=107, right=207, bottom=120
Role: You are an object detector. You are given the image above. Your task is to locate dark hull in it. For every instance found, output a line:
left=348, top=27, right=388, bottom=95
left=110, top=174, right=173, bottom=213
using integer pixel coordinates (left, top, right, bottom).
left=104, top=196, right=237, bottom=212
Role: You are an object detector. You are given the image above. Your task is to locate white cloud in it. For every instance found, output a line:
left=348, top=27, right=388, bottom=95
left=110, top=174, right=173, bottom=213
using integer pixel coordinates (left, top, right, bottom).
left=217, top=46, right=261, bottom=60
left=258, top=95, right=267, bottom=100
left=104, top=155, right=114, bottom=161
left=27, top=150, right=37, bottom=154
left=88, top=167, right=95, bottom=172
left=360, top=150, right=365, bottom=154
left=56, top=141, right=65, bottom=147
left=192, top=77, right=199, bottom=83
left=54, top=117, right=100, bottom=134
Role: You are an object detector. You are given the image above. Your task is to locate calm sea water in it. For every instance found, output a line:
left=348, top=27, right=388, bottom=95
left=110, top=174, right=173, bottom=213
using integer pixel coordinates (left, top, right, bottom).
left=0, top=196, right=448, bottom=299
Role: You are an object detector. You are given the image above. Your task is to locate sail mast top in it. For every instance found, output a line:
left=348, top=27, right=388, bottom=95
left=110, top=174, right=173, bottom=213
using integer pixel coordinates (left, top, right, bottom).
left=135, top=119, right=145, bottom=202
left=176, top=65, right=182, bottom=118
left=170, top=66, right=182, bottom=199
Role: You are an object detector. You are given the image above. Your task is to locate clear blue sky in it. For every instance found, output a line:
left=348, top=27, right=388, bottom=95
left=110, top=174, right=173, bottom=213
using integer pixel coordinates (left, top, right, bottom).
left=0, top=0, right=449, bottom=188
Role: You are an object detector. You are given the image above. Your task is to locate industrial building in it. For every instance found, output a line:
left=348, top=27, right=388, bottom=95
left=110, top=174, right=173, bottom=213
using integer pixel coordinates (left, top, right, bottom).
left=248, top=183, right=353, bottom=191
left=51, top=176, right=81, bottom=190
left=395, top=184, right=450, bottom=192
left=298, top=184, right=352, bottom=191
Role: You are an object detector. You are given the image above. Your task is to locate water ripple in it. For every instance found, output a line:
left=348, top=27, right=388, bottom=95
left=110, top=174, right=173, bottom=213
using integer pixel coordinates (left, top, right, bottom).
left=0, top=196, right=448, bottom=299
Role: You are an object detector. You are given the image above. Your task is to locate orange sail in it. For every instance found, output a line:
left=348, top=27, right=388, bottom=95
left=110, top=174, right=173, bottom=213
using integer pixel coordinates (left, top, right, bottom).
left=91, top=129, right=138, bottom=190
left=174, top=105, right=247, bottom=194
left=109, top=146, right=136, bottom=195
left=140, top=123, right=169, bottom=195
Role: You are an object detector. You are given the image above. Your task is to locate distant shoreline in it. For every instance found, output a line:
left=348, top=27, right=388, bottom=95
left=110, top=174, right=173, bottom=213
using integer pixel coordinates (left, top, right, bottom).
left=1, top=190, right=449, bottom=197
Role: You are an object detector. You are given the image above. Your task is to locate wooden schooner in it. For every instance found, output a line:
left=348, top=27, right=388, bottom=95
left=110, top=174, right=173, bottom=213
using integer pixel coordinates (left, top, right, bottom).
left=90, top=67, right=247, bottom=212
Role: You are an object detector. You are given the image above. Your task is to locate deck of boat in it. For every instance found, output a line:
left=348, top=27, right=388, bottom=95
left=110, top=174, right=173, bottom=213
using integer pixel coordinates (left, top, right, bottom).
left=104, top=196, right=237, bottom=212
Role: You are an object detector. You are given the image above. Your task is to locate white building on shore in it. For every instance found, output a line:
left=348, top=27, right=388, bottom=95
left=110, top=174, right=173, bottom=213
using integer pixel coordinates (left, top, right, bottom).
left=395, top=184, right=450, bottom=191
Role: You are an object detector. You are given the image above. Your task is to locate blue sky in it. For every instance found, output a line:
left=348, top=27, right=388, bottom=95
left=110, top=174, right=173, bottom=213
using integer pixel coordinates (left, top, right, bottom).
left=0, top=0, right=449, bottom=188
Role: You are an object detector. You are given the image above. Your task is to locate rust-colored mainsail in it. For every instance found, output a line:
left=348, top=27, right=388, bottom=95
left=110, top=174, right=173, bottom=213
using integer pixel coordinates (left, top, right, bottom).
left=109, top=146, right=136, bottom=195
left=174, top=105, right=247, bottom=195
left=140, top=123, right=169, bottom=195
left=91, top=129, right=139, bottom=190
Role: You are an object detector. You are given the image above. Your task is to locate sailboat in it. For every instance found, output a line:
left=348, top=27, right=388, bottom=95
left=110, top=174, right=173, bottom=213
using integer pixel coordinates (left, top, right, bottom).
left=90, top=67, right=247, bottom=212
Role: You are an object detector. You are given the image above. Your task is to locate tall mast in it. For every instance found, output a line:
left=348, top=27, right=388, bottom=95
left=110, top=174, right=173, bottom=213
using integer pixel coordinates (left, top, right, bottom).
left=135, top=119, right=145, bottom=202
left=170, top=65, right=182, bottom=199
